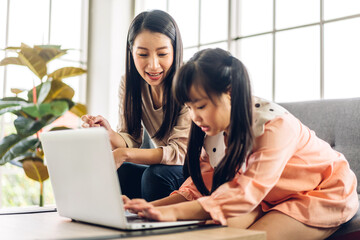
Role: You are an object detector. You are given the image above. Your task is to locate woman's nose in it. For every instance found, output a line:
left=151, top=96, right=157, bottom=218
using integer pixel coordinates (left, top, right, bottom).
left=148, top=55, right=160, bottom=69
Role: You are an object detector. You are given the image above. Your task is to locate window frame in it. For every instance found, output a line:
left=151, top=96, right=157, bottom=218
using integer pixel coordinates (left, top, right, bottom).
left=137, top=0, right=360, bottom=101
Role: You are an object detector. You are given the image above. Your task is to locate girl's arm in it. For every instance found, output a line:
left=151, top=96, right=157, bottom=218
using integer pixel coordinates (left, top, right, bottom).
left=122, top=193, right=187, bottom=207
left=124, top=199, right=211, bottom=222
left=151, top=193, right=188, bottom=206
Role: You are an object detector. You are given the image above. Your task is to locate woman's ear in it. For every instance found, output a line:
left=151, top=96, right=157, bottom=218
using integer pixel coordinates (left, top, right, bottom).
left=226, top=88, right=231, bottom=101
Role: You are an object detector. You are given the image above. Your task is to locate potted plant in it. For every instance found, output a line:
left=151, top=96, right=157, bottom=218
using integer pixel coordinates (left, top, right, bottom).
left=0, top=43, right=87, bottom=206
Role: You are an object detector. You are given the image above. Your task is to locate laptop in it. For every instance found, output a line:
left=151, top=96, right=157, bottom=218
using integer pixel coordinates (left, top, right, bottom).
left=39, top=127, right=202, bottom=230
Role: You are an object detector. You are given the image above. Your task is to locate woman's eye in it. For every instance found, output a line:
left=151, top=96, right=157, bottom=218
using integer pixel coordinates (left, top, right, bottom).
left=197, top=105, right=206, bottom=110
left=158, top=53, right=168, bottom=57
left=138, top=53, right=147, bottom=57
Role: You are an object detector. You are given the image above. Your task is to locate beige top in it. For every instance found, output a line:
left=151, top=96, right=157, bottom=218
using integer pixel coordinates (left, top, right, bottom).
left=116, top=77, right=191, bottom=165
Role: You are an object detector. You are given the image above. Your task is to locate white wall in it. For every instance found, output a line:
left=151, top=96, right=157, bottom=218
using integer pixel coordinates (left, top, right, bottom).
left=87, top=0, right=134, bottom=128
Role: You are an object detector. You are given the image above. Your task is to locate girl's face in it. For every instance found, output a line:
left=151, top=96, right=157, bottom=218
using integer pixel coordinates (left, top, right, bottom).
left=132, top=30, right=174, bottom=86
left=185, top=85, right=231, bottom=136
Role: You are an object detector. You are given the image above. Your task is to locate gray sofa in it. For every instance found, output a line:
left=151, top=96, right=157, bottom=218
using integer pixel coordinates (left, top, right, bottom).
left=280, top=98, right=360, bottom=240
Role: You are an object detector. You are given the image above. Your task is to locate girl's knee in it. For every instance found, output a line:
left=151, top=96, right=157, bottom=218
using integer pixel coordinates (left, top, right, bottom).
left=249, top=211, right=338, bottom=240
left=227, top=205, right=264, bottom=229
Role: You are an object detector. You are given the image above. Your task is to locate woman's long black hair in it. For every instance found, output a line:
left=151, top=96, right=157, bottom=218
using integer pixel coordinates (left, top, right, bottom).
left=125, top=10, right=183, bottom=140
left=173, top=48, right=254, bottom=195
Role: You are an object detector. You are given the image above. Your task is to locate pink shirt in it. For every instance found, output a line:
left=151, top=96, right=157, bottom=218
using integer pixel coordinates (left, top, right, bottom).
left=172, top=98, right=359, bottom=227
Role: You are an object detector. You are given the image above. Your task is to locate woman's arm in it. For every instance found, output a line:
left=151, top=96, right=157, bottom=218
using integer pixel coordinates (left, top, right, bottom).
left=81, top=115, right=127, bottom=149
left=108, top=129, right=127, bottom=149
left=113, top=147, right=163, bottom=167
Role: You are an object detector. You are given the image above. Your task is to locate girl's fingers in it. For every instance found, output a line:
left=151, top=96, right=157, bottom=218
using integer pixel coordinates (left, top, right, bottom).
left=124, top=200, right=153, bottom=213
left=143, top=208, right=162, bottom=221
left=138, top=212, right=146, bottom=218
left=122, top=195, right=130, bottom=204
left=125, top=203, right=152, bottom=212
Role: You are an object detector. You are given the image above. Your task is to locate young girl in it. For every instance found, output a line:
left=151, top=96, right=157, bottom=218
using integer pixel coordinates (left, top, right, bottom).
left=81, top=10, right=190, bottom=201
left=124, top=48, right=358, bottom=240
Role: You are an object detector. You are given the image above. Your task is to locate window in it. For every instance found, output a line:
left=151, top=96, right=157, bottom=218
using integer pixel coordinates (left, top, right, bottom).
left=136, top=0, right=230, bottom=62
left=0, top=0, right=88, bottom=208
left=136, top=0, right=360, bottom=101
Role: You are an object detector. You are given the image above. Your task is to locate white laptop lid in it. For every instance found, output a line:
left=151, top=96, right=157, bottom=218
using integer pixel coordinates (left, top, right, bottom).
left=40, top=128, right=201, bottom=230
left=40, top=128, right=128, bottom=229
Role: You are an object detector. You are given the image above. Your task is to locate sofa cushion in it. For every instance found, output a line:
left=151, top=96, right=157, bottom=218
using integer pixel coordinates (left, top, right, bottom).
left=325, top=206, right=360, bottom=240
left=280, top=98, right=360, bottom=194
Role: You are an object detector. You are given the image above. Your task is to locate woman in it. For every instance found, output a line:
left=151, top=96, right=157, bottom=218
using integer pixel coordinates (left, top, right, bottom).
left=82, top=10, right=190, bottom=201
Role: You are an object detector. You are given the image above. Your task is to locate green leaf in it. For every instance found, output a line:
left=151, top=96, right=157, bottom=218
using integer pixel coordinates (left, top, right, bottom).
left=42, top=101, right=69, bottom=117
left=14, top=116, right=45, bottom=136
left=18, top=47, right=47, bottom=80
left=34, top=45, right=66, bottom=63
left=0, top=100, right=28, bottom=108
left=11, top=88, right=27, bottom=94
left=21, top=43, right=31, bottom=49
left=10, top=151, right=36, bottom=165
left=48, top=67, right=86, bottom=80
left=49, top=126, right=71, bottom=131
left=34, top=45, right=61, bottom=49
left=0, top=106, right=21, bottom=115
left=27, top=81, right=52, bottom=104
left=0, top=136, right=38, bottom=165
left=0, top=134, right=21, bottom=161
left=1, top=96, right=27, bottom=102
left=22, top=159, right=49, bottom=182
left=4, top=46, right=21, bottom=51
left=21, top=101, right=69, bottom=118
left=27, top=84, right=42, bottom=103
left=0, top=57, right=24, bottom=66
left=0, top=99, right=30, bottom=115
left=21, top=104, right=40, bottom=118
left=43, top=80, right=75, bottom=102
left=37, top=81, right=52, bottom=104
left=69, top=103, right=87, bottom=117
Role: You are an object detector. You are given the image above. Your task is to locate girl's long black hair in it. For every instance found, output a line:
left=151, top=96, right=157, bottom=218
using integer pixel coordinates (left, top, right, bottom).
left=173, top=48, right=254, bottom=195
left=125, top=10, right=183, bottom=140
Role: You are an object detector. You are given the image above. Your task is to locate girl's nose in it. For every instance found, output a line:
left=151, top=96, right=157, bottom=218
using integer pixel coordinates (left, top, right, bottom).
left=190, top=110, right=201, bottom=123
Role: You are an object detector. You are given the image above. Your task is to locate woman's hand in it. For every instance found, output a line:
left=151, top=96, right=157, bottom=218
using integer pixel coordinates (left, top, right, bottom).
left=124, top=199, right=177, bottom=221
left=113, top=148, right=130, bottom=168
left=82, top=115, right=127, bottom=149
left=81, top=115, right=112, bottom=130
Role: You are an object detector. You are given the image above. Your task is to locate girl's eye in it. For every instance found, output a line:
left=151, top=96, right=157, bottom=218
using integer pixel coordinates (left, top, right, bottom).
left=197, top=105, right=206, bottom=110
left=158, top=53, right=168, bottom=57
left=138, top=53, right=147, bottom=57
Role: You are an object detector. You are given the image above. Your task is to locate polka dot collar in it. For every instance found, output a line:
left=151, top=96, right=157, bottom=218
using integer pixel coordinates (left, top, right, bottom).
left=253, top=96, right=288, bottom=137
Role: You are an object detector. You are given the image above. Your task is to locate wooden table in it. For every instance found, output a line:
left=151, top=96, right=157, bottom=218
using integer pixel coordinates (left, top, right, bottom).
left=0, top=210, right=265, bottom=240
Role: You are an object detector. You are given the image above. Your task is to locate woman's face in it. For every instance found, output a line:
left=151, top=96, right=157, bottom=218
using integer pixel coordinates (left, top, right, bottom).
left=132, top=30, right=174, bottom=86
left=185, top=85, right=231, bottom=136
